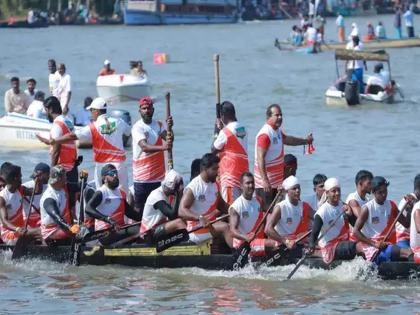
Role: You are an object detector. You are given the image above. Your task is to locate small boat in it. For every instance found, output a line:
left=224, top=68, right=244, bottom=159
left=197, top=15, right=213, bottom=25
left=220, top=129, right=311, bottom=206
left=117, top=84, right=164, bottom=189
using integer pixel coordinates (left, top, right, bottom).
left=325, top=49, right=401, bottom=106
left=321, top=37, right=420, bottom=50
left=3, top=241, right=419, bottom=280
left=0, top=113, right=90, bottom=149
left=123, top=0, right=238, bottom=25
left=96, top=74, right=152, bottom=103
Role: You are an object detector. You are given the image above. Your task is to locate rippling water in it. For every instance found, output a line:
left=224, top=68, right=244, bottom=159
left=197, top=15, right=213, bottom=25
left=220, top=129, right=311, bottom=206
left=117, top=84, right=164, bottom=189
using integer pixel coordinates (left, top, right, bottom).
left=0, top=15, right=420, bottom=313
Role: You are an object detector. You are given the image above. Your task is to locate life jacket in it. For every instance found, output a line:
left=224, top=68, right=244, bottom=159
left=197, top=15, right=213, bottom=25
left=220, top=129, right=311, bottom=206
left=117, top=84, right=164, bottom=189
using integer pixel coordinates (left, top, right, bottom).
left=94, top=186, right=126, bottom=231
left=0, top=186, right=25, bottom=243
left=51, top=116, right=77, bottom=172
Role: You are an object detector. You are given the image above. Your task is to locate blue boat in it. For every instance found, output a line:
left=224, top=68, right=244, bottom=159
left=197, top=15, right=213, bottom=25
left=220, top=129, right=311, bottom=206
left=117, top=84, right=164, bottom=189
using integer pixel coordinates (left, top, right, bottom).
left=124, top=0, right=238, bottom=25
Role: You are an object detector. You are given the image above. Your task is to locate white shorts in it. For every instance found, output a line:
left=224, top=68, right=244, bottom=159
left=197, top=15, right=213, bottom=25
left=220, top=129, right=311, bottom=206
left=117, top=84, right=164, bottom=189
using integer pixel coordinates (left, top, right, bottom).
left=189, top=232, right=212, bottom=244
left=95, top=161, right=128, bottom=193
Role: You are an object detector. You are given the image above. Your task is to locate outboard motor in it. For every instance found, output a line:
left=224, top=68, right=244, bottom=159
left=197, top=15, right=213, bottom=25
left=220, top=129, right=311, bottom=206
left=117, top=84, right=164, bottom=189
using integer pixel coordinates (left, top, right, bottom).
left=110, top=109, right=132, bottom=147
left=344, top=80, right=360, bottom=106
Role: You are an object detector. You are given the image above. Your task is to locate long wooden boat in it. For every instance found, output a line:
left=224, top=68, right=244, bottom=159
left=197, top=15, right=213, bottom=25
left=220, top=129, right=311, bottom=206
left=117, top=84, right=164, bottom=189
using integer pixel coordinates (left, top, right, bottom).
left=321, top=37, right=420, bottom=50
left=3, top=242, right=419, bottom=280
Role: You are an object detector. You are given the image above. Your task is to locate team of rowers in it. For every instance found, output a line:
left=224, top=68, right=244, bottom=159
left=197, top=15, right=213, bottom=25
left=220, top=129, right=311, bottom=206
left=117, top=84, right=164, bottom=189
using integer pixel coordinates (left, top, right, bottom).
left=0, top=94, right=420, bottom=267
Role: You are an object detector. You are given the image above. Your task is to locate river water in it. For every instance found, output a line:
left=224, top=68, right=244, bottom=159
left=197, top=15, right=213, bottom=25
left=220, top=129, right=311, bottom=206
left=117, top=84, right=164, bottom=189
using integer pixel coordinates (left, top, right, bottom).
left=0, top=15, right=420, bottom=313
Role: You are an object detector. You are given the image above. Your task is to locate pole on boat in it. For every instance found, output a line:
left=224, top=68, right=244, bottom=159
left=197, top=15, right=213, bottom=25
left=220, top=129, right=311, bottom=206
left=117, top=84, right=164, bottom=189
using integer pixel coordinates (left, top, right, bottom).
left=213, top=54, right=221, bottom=138
left=165, top=92, right=173, bottom=170
left=71, top=172, right=88, bottom=266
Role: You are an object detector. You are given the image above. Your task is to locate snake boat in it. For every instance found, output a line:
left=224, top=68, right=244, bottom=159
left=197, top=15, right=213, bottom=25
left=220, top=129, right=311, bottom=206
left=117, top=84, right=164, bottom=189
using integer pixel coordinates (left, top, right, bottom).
left=3, top=242, right=419, bottom=280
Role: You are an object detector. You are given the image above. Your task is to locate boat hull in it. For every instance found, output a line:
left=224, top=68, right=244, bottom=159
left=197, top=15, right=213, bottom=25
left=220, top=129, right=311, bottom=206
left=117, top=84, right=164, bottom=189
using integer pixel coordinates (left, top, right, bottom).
left=96, top=74, right=152, bottom=103
left=322, top=37, right=420, bottom=50
left=4, top=243, right=419, bottom=279
left=325, top=88, right=395, bottom=107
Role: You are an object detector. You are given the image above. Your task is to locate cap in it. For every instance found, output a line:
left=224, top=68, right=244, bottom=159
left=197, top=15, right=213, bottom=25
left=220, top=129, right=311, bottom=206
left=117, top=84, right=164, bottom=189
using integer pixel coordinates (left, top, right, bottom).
left=49, top=165, right=65, bottom=185
left=31, top=162, right=50, bottom=179
left=139, top=96, right=153, bottom=107
left=324, top=178, right=340, bottom=191
left=104, top=59, right=110, bottom=65
left=162, top=170, right=182, bottom=190
left=101, top=164, right=117, bottom=177
left=86, top=97, right=107, bottom=110
left=282, top=175, right=299, bottom=190
left=371, top=176, right=389, bottom=192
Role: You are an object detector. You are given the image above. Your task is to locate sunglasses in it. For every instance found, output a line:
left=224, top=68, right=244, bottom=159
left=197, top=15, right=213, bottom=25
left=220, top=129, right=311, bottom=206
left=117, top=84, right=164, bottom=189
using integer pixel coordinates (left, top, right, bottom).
left=104, top=170, right=118, bottom=177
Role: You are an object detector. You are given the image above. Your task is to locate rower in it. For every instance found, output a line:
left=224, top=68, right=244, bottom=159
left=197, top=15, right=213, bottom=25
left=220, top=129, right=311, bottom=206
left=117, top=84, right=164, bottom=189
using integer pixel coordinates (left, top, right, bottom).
left=141, top=169, right=186, bottom=242
left=22, top=163, right=50, bottom=229
left=98, top=60, right=116, bottom=76
left=179, top=153, right=233, bottom=247
left=308, top=178, right=360, bottom=265
left=284, top=154, right=297, bottom=179
left=38, top=97, right=131, bottom=192
left=410, top=189, right=420, bottom=263
left=41, top=96, right=79, bottom=215
left=345, top=170, right=373, bottom=218
left=85, top=164, right=140, bottom=245
left=304, top=173, right=327, bottom=212
left=212, top=101, right=248, bottom=204
left=40, top=165, right=82, bottom=245
left=396, top=174, right=420, bottom=248
left=254, top=104, right=313, bottom=207
left=353, top=176, right=412, bottom=264
left=265, top=176, right=313, bottom=255
left=132, top=96, right=173, bottom=219
left=230, top=172, right=279, bottom=257
left=0, top=164, right=42, bottom=245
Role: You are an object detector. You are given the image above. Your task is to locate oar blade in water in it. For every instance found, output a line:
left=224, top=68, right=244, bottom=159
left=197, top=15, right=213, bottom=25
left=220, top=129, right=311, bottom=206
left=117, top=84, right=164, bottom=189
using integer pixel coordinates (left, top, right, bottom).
left=286, top=253, right=308, bottom=280
left=232, top=242, right=251, bottom=270
left=11, top=234, right=33, bottom=260
left=156, top=229, right=189, bottom=253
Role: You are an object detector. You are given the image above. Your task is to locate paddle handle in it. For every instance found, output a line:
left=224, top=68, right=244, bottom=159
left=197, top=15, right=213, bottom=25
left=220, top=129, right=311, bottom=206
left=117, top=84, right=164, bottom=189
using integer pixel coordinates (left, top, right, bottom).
left=213, top=54, right=221, bottom=138
left=165, top=92, right=173, bottom=170
left=24, top=184, right=37, bottom=231
left=190, top=214, right=229, bottom=234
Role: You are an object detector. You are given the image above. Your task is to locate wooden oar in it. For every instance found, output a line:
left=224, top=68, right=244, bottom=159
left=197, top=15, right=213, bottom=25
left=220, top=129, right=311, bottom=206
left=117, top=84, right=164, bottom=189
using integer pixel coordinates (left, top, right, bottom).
left=79, top=221, right=142, bottom=243
left=12, top=186, right=37, bottom=260
left=165, top=92, right=174, bottom=170
left=232, top=190, right=282, bottom=270
left=286, top=206, right=347, bottom=280
left=71, top=175, right=87, bottom=266
left=156, top=214, right=229, bottom=253
left=369, top=199, right=413, bottom=263
left=213, top=54, right=221, bottom=138
left=261, top=230, right=311, bottom=268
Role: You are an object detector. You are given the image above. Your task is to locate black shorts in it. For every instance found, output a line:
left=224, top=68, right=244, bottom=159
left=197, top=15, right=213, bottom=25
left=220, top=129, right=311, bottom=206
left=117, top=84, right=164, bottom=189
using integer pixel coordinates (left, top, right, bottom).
left=334, top=241, right=357, bottom=260
left=134, top=181, right=161, bottom=218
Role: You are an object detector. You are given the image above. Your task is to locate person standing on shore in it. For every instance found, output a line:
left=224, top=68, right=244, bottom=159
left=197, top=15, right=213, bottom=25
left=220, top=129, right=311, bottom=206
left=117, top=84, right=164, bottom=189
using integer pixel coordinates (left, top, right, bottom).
left=403, top=5, right=415, bottom=38
left=55, top=63, right=72, bottom=115
left=394, top=6, right=402, bottom=39
left=336, top=13, right=345, bottom=43
left=48, top=59, right=60, bottom=96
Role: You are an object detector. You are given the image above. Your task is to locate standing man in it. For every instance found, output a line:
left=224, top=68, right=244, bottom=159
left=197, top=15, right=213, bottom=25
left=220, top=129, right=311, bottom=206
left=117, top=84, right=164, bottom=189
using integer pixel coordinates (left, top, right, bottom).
left=132, top=96, right=172, bottom=218
left=24, top=78, right=38, bottom=103
left=346, top=36, right=366, bottom=94
left=336, top=13, right=345, bottom=43
left=48, top=59, right=60, bottom=96
left=179, top=153, right=233, bottom=247
left=403, top=5, right=415, bottom=38
left=38, top=97, right=131, bottom=192
left=304, top=173, right=327, bottom=212
left=4, top=77, right=30, bottom=114
left=254, top=104, right=313, bottom=207
left=265, top=176, right=313, bottom=253
left=55, top=63, right=72, bottom=115
left=212, top=101, right=248, bottom=204
left=41, top=96, right=78, bottom=212
left=98, top=60, right=116, bottom=76
left=394, top=6, right=402, bottom=39
left=230, top=172, right=279, bottom=257
left=353, top=176, right=412, bottom=264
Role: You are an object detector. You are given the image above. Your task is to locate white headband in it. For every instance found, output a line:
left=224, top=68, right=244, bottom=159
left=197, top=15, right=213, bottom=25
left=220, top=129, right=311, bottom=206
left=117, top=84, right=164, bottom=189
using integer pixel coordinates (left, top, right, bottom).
left=324, top=177, right=340, bottom=191
left=282, top=175, right=299, bottom=190
left=161, top=169, right=182, bottom=190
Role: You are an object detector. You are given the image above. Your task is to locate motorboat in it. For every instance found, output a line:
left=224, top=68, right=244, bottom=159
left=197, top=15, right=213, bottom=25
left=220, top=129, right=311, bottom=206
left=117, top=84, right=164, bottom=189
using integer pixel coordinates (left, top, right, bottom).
left=96, top=74, right=152, bottom=103
left=325, top=49, right=402, bottom=107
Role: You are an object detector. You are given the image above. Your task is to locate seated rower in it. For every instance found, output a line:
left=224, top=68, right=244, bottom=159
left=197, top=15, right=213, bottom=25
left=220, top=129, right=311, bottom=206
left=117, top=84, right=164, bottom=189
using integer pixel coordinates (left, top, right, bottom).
left=304, top=173, right=327, bottom=212
left=40, top=165, right=82, bottom=245
left=22, top=163, right=50, bottom=229
left=353, top=176, right=412, bottom=264
left=396, top=174, right=420, bottom=248
left=265, top=176, right=313, bottom=256
left=410, top=193, right=420, bottom=263
left=346, top=170, right=373, bottom=219
left=0, top=164, right=42, bottom=245
left=86, top=164, right=140, bottom=245
left=141, top=170, right=186, bottom=242
left=308, top=178, right=361, bottom=265
left=179, top=153, right=233, bottom=247
left=230, top=172, right=279, bottom=257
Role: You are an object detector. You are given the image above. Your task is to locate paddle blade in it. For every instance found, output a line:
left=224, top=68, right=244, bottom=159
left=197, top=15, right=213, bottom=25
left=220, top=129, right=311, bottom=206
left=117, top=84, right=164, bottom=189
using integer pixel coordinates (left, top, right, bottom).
left=232, top=242, right=251, bottom=271
left=12, top=234, right=32, bottom=260
left=71, top=241, right=82, bottom=266
left=286, top=253, right=307, bottom=280
left=156, top=229, right=189, bottom=253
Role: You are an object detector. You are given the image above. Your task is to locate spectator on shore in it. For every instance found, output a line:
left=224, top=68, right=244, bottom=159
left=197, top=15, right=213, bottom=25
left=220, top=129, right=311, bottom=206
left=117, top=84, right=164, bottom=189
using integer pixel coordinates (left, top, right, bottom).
left=394, top=6, right=402, bottom=39
left=403, top=5, right=415, bottom=38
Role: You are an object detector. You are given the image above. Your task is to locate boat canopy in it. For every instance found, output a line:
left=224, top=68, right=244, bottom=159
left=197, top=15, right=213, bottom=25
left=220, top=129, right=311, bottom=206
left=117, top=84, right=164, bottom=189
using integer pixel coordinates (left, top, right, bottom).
left=335, top=49, right=390, bottom=62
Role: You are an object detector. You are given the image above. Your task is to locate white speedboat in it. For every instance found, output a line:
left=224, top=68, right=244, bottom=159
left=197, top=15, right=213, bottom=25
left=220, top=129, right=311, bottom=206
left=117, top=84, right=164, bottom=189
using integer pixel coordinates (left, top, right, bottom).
left=325, top=49, right=400, bottom=107
left=96, top=74, right=151, bottom=103
left=0, top=113, right=88, bottom=149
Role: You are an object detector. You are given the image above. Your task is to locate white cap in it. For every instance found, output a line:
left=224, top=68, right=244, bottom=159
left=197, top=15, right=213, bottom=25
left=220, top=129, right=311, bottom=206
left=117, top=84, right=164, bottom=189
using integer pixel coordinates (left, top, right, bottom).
left=351, top=22, right=357, bottom=28
left=86, top=97, right=107, bottom=110
left=324, top=178, right=340, bottom=191
left=104, top=59, right=110, bottom=65
left=282, top=175, right=299, bottom=190
left=162, top=170, right=182, bottom=190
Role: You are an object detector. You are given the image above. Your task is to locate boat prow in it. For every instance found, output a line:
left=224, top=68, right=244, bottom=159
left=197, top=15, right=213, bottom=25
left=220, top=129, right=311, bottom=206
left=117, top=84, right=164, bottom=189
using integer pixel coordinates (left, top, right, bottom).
left=96, top=74, right=152, bottom=103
